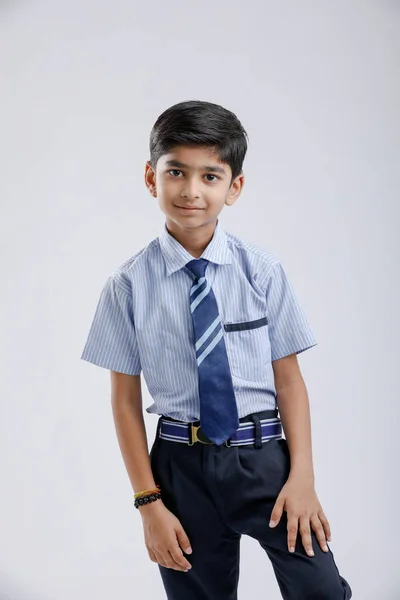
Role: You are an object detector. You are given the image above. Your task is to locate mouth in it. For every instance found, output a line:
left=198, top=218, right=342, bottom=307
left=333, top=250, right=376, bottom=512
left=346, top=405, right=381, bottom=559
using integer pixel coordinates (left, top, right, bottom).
left=175, top=205, right=203, bottom=212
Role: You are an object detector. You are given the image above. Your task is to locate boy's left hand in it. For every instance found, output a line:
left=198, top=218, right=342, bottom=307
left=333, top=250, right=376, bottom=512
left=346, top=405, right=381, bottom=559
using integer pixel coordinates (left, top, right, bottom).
left=269, top=475, right=332, bottom=557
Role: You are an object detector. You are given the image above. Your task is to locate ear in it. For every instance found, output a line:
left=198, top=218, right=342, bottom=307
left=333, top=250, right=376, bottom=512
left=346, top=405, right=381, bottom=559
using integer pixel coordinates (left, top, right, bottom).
left=144, top=161, right=157, bottom=197
left=225, top=173, right=245, bottom=207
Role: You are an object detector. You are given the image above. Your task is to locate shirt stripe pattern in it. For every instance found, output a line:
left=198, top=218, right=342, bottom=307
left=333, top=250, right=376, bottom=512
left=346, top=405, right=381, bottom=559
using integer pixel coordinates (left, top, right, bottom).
left=81, top=220, right=317, bottom=421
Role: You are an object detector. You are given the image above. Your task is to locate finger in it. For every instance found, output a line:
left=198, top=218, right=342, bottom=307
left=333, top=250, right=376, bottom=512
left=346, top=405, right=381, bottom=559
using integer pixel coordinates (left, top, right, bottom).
left=318, top=510, right=332, bottom=541
left=169, top=549, right=192, bottom=572
left=176, top=526, right=193, bottom=555
left=287, top=516, right=299, bottom=553
left=169, top=542, right=192, bottom=570
left=147, top=548, right=158, bottom=563
left=270, top=496, right=285, bottom=528
left=160, top=550, right=178, bottom=570
left=154, top=550, right=169, bottom=569
left=299, top=516, right=314, bottom=557
left=311, top=515, right=329, bottom=553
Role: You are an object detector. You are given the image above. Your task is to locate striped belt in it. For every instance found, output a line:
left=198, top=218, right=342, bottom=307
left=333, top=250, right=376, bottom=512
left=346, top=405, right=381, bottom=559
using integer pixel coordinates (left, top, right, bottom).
left=158, top=416, right=282, bottom=447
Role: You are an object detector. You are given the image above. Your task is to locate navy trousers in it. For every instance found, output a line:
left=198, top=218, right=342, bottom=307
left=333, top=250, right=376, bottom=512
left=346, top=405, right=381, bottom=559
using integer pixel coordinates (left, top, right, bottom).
left=149, top=410, right=352, bottom=600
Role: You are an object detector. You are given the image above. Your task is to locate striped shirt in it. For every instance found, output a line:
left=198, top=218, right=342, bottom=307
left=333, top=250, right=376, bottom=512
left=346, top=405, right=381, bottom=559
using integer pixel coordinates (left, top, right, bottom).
left=81, top=220, right=317, bottom=421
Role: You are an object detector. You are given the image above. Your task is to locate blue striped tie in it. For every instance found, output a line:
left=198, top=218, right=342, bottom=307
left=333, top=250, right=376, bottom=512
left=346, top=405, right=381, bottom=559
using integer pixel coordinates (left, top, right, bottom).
left=186, top=259, right=239, bottom=445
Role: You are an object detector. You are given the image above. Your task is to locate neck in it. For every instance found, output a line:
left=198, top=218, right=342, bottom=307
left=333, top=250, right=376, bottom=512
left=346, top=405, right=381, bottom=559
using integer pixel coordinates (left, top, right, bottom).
left=165, top=220, right=217, bottom=258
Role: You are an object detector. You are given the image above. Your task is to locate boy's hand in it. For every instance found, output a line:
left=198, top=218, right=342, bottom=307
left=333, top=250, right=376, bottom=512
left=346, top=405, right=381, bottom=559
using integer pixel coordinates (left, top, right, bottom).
left=140, top=500, right=193, bottom=572
left=268, top=475, right=332, bottom=557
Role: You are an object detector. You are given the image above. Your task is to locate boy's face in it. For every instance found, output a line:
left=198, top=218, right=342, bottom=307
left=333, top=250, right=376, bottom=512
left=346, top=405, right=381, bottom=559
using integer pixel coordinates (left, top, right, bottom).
left=145, top=145, right=244, bottom=233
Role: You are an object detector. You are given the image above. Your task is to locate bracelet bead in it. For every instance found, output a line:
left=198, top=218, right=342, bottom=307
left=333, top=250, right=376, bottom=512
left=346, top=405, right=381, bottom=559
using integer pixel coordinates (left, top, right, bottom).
left=134, top=492, right=161, bottom=509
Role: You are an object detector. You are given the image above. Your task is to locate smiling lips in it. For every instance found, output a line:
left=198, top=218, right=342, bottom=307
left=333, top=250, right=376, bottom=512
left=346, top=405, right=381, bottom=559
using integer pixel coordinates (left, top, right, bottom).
left=176, top=205, right=203, bottom=211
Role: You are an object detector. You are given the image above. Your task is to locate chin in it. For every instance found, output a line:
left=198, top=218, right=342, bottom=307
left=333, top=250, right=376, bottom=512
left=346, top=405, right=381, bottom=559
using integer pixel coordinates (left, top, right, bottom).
left=166, top=214, right=209, bottom=229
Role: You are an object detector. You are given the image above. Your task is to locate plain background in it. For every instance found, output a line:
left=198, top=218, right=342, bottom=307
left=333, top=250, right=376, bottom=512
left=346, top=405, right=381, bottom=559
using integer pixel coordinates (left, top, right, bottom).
left=1, top=1, right=399, bottom=598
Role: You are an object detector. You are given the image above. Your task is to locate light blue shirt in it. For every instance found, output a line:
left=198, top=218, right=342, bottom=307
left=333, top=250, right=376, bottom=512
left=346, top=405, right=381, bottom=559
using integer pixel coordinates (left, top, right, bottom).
left=81, top=220, right=317, bottom=421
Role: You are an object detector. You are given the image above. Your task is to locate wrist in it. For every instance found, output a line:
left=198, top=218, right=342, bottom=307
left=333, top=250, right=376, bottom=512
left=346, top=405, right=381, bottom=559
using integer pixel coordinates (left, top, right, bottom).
left=288, top=467, right=315, bottom=485
left=138, top=498, right=165, bottom=518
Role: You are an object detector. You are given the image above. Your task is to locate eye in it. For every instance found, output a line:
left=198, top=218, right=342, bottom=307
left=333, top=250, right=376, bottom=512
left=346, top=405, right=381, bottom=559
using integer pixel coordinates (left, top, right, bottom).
left=204, top=174, right=219, bottom=182
left=168, top=169, right=183, bottom=177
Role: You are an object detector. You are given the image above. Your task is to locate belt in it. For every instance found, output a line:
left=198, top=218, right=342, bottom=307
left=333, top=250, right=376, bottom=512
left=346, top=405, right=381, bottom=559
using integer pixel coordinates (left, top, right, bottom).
left=158, top=410, right=282, bottom=447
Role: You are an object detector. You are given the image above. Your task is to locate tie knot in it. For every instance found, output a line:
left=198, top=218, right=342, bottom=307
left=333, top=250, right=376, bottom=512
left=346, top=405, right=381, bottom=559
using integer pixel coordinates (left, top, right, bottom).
left=185, top=258, right=209, bottom=280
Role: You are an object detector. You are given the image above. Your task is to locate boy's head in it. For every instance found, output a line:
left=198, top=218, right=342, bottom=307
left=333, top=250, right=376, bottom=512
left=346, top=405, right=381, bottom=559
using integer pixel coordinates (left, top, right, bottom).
left=145, top=100, right=248, bottom=233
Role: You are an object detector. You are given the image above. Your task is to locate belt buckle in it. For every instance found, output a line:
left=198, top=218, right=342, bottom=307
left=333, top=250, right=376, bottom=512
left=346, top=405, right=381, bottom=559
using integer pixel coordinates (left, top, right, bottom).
left=188, top=423, right=214, bottom=445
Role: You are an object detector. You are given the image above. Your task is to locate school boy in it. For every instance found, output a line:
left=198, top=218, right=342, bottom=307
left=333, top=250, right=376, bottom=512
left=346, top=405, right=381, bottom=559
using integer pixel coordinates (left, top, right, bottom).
left=81, top=100, right=352, bottom=599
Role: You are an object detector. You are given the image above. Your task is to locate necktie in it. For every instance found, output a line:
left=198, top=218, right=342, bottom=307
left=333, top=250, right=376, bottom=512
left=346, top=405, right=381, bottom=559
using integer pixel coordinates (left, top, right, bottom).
left=185, top=258, right=239, bottom=445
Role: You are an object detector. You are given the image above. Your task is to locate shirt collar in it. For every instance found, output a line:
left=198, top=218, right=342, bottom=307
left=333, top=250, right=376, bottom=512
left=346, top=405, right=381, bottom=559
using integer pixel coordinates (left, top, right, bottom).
left=159, top=219, right=232, bottom=276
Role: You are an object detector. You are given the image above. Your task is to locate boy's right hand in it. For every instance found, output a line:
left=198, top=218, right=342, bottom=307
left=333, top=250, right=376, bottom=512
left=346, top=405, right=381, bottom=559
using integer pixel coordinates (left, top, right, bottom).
left=139, top=500, right=193, bottom=572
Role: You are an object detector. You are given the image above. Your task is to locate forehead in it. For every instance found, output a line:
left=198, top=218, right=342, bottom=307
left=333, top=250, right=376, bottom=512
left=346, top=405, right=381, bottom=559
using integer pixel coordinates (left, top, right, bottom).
left=158, top=145, right=230, bottom=174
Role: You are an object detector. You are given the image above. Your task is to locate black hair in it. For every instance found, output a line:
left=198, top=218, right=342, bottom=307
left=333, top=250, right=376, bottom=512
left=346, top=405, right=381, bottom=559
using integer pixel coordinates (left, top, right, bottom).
left=149, top=100, right=248, bottom=185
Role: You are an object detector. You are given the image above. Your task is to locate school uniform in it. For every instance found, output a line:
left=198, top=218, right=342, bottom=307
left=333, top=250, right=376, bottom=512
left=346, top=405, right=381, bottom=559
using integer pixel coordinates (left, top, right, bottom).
left=81, top=220, right=352, bottom=599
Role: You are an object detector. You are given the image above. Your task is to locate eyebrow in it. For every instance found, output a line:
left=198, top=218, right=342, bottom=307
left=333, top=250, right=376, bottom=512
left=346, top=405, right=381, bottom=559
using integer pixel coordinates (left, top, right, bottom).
left=164, top=159, right=227, bottom=174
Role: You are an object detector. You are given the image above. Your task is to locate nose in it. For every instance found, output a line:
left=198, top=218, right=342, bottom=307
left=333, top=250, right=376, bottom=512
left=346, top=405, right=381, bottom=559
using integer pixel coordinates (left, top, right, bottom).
left=180, top=177, right=201, bottom=200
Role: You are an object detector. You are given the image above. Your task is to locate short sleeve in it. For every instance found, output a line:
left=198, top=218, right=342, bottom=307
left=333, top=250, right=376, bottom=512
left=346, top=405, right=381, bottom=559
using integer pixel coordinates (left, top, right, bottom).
left=81, top=276, right=142, bottom=375
left=265, top=262, right=317, bottom=361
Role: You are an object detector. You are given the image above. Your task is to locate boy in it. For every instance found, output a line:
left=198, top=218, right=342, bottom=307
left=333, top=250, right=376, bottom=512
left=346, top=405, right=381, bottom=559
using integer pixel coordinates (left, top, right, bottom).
left=81, top=100, right=352, bottom=599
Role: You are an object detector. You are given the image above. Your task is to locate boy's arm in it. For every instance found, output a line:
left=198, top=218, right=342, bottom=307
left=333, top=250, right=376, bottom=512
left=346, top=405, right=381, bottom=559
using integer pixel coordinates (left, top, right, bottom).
left=272, top=353, right=314, bottom=482
left=110, top=371, right=159, bottom=499
left=110, top=371, right=193, bottom=571
left=270, top=353, right=332, bottom=557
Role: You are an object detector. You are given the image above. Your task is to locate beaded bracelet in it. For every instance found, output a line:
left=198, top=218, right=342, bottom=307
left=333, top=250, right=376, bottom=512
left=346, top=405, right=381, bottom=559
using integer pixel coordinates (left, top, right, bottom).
left=134, top=492, right=162, bottom=509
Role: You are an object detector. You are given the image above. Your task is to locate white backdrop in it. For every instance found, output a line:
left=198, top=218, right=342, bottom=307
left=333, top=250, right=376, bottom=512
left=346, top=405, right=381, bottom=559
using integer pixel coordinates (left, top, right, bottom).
left=1, top=1, right=399, bottom=598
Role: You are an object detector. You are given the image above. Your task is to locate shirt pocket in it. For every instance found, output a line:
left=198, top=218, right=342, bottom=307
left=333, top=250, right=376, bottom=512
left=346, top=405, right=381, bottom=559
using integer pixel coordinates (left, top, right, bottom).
left=223, top=316, right=271, bottom=381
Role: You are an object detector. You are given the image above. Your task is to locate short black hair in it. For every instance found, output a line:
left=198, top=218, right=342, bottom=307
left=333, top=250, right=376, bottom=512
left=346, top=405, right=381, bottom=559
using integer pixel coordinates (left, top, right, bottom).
left=149, top=100, right=248, bottom=185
